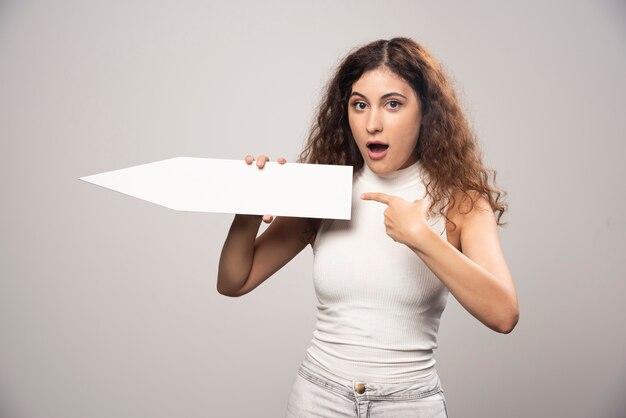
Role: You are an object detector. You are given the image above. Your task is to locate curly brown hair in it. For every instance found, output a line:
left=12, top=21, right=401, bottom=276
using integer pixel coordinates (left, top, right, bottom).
left=297, top=37, right=507, bottom=232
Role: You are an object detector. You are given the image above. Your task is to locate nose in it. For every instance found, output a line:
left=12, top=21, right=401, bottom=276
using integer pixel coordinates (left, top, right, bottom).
left=366, top=108, right=383, bottom=134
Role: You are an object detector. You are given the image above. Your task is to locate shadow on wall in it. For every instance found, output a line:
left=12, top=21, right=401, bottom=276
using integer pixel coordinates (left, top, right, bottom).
left=607, top=372, right=626, bottom=418
left=0, top=0, right=19, bottom=42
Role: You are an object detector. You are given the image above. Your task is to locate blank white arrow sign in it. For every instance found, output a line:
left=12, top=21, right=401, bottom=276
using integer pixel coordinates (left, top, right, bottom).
left=79, top=157, right=353, bottom=220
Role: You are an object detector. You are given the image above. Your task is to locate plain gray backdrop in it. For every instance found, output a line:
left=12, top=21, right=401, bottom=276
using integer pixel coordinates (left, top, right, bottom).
left=1, top=0, right=624, bottom=417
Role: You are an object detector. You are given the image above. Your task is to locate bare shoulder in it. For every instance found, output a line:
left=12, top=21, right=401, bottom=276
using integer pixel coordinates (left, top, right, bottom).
left=445, top=190, right=493, bottom=252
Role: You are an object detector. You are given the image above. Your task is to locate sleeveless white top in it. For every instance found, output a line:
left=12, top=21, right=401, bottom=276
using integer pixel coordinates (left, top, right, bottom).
left=304, top=159, right=449, bottom=383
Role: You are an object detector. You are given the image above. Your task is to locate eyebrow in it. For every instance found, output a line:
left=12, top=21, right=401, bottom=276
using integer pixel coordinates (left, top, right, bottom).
left=350, top=91, right=408, bottom=100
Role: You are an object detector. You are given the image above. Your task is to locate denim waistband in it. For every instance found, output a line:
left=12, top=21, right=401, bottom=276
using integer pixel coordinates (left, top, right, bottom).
left=298, top=353, right=444, bottom=402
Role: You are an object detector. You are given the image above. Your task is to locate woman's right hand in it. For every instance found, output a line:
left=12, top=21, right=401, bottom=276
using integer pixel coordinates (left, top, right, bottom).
left=244, top=154, right=287, bottom=224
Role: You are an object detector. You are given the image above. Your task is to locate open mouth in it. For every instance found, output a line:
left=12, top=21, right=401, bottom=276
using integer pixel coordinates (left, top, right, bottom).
left=367, top=143, right=389, bottom=152
left=366, top=142, right=389, bottom=160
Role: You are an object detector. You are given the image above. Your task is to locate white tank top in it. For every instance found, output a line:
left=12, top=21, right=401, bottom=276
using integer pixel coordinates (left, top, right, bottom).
left=305, top=159, right=449, bottom=383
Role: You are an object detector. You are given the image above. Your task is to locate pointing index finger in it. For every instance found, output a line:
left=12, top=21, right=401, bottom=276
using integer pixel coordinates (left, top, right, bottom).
left=361, top=192, right=392, bottom=205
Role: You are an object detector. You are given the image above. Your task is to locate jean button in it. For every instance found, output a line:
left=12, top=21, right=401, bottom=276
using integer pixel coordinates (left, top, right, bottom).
left=354, top=383, right=366, bottom=394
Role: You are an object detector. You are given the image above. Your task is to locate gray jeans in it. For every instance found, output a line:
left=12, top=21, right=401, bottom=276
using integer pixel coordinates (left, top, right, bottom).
left=285, top=355, right=449, bottom=417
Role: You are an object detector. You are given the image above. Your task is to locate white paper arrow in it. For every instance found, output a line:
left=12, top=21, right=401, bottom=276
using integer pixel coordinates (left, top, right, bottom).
left=79, top=157, right=353, bottom=220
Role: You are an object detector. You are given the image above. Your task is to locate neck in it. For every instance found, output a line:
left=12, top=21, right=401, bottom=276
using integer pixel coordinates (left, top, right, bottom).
left=358, top=159, right=423, bottom=188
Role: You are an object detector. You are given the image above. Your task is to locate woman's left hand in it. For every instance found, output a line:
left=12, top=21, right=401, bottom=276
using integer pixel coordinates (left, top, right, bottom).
left=360, top=192, right=432, bottom=249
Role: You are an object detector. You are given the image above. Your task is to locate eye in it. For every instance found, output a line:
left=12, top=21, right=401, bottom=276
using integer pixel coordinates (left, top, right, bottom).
left=387, top=100, right=402, bottom=109
left=352, top=101, right=367, bottom=111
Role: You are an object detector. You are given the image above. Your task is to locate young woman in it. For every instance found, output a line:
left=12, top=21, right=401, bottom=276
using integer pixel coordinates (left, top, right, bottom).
left=217, top=37, right=519, bottom=418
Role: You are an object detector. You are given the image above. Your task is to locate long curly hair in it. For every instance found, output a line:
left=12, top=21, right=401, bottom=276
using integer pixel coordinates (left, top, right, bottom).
left=297, top=37, right=507, bottom=232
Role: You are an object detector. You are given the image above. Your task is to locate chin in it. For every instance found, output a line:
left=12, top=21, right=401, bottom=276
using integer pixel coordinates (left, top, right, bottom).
left=366, top=161, right=394, bottom=174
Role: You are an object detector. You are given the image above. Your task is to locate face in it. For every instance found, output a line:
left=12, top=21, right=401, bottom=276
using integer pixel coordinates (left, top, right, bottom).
left=348, top=66, right=422, bottom=174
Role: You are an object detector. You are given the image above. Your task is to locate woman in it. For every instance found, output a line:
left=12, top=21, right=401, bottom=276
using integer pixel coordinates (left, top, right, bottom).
left=217, top=37, right=519, bottom=417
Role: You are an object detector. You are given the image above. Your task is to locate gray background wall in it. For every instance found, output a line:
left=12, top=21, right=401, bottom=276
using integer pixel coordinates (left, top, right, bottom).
left=1, top=0, right=624, bottom=417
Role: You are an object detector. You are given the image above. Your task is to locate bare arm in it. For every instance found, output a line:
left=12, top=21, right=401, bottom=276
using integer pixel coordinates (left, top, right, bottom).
left=361, top=189, right=519, bottom=334
left=216, top=155, right=319, bottom=297
left=216, top=213, right=263, bottom=296
left=217, top=214, right=317, bottom=297
left=412, top=192, right=519, bottom=333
